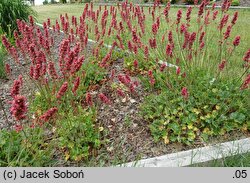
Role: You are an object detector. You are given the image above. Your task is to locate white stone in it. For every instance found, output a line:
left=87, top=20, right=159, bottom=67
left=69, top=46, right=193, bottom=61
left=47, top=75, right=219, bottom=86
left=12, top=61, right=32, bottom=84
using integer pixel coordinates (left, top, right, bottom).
left=120, top=138, right=250, bottom=167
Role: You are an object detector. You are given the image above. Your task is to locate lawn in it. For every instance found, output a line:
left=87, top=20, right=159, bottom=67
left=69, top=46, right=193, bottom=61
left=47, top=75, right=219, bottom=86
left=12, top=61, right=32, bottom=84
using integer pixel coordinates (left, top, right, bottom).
left=0, top=1, right=249, bottom=166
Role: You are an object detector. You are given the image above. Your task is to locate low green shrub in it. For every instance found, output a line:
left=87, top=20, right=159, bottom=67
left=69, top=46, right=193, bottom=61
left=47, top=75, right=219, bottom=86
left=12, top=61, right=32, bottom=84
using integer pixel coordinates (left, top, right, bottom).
left=0, top=0, right=36, bottom=35
left=57, top=107, right=101, bottom=161
left=141, top=74, right=250, bottom=145
left=231, top=0, right=240, bottom=6
left=0, top=128, right=55, bottom=166
left=43, top=0, right=49, bottom=5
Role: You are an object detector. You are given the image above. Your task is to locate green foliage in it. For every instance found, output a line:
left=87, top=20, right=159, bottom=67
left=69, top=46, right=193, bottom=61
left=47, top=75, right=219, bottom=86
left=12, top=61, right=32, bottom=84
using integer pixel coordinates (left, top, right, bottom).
left=0, top=0, right=36, bottom=35
left=57, top=107, right=101, bottom=161
left=231, top=0, right=240, bottom=6
left=0, top=128, right=55, bottom=166
left=184, top=0, right=201, bottom=4
left=43, top=0, right=49, bottom=5
left=141, top=77, right=250, bottom=145
left=60, top=0, right=67, bottom=3
left=0, top=48, right=6, bottom=79
left=170, top=0, right=179, bottom=4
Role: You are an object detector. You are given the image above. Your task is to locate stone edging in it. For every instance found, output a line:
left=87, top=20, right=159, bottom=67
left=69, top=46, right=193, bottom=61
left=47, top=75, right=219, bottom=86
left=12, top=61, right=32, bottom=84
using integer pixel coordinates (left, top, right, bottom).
left=120, top=137, right=250, bottom=167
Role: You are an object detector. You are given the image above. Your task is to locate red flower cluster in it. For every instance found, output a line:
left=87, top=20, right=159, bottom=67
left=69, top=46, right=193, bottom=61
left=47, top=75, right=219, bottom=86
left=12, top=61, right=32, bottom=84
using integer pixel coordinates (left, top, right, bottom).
left=218, top=60, right=227, bottom=71
left=39, top=107, right=58, bottom=122
left=5, top=64, right=11, bottom=76
left=243, top=49, right=250, bottom=63
left=56, top=82, right=68, bottom=99
left=231, top=11, right=238, bottom=25
left=233, top=36, right=240, bottom=47
left=11, top=76, right=22, bottom=98
left=224, top=25, right=232, bottom=40
left=241, top=74, right=250, bottom=90
left=181, top=87, right=189, bottom=100
left=176, top=9, right=182, bottom=24
left=72, top=77, right=80, bottom=95
left=117, top=88, right=125, bottom=97
left=10, top=95, right=27, bottom=121
left=86, top=92, right=93, bottom=106
left=98, top=93, right=111, bottom=105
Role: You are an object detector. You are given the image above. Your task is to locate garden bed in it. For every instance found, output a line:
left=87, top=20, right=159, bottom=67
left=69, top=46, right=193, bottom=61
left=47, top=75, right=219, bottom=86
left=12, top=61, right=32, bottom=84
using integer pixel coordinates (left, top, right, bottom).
left=0, top=0, right=249, bottom=166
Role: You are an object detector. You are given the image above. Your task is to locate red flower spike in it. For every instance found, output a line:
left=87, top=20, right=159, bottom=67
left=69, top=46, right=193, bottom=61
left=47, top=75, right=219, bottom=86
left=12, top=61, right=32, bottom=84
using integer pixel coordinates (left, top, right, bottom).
left=15, top=124, right=23, bottom=133
left=186, top=6, right=192, bottom=23
left=231, top=11, right=238, bottom=25
left=243, top=49, right=250, bottom=63
left=10, top=95, right=28, bottom=121
left=176, top=9, right=182, bottom=24
left=72, top=77, right=80, bottom=95
left=218, top=60, right=227, bottom=71
left=98, top=93, right=111, bottom=105
left=133, top=60, right=138, bottom=68
left=11, top=79, right=21, bottom=98
left=181, top=87, right=189, bottom=100
left=176, top=67, right=181, bottom=75
left=160, top=63, right=166, bottom=72
left=117, top=88, right=125, bottom=97
left=224, top=25, right=232, bottom=40
left=86, top=93, right=93, bottom=106
left=56, top=82, right=68, bottom=99
left=233, top=36, right=240, bottom=47
left=240, top=74, right=250, bottom=90
left=39, top=107, right=58, bottom=122
left=5, top=64, right=11, bottom=75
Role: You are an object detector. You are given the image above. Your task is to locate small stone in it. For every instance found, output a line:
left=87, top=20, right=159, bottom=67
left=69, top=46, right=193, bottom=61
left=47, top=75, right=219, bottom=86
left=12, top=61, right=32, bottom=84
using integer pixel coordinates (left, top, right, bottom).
left=111, top=118, right=116, bottom=122
left=130, top=99, right=136, bottom=103
left=107, top=146, right=114, bottom=152
left=132, top=123, right=138, bottom=128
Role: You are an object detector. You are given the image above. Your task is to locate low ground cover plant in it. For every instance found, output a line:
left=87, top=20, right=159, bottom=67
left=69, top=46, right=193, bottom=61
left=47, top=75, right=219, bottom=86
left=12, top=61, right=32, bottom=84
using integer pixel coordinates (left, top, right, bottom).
left=0, top=0, right=249, bottom=166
